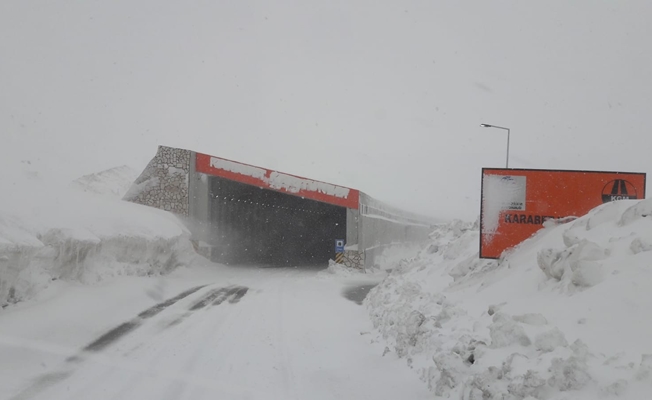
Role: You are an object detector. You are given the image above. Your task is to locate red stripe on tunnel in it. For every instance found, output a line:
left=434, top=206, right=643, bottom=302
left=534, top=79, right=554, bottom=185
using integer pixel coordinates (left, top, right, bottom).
left=196, top=152, right=360, bottom=209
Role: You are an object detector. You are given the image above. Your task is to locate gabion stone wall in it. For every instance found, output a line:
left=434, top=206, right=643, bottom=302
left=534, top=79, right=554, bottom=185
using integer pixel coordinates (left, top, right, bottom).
left=123, top=146, right=191, bottom=216
left=341, top=250, right=365, bottom=269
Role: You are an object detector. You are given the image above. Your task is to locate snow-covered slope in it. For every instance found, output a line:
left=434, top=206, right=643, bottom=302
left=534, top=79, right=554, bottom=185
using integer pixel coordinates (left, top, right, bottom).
left=0, top=163, right=197, bottom=307
left=71, top=165, right=139, bottom=198
left=367, top=200, right=652, bottom=399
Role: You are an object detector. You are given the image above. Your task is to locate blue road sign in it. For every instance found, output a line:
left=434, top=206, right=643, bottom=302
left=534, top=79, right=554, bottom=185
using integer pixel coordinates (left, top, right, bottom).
left=335, top=239, right=345, bottom=253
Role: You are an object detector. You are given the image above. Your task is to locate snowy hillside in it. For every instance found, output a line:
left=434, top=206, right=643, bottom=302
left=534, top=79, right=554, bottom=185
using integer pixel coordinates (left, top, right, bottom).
left=71, top=165, right=139, bottom=198
left=367, top=200, right=652, bottom=399
left=0, top=163, right=198, bottom=307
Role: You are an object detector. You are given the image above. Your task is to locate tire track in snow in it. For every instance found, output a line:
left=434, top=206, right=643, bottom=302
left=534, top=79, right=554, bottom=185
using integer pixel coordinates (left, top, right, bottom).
left=164, top=285, right=248, bottom=327
left=160, top=287, right=254, bottom=400
left=188, top=287, right=233, bottom=311
left=158, top=282, right=270, bottom=399
left=68, top=285, right=251, bottom=400
left=83, top=285, right=206, bottom=352
left=229, top=286, right=249, bottom=304
left=8, top=285, right=207, bottom=400
left=188, top=285, right=249, bottom=310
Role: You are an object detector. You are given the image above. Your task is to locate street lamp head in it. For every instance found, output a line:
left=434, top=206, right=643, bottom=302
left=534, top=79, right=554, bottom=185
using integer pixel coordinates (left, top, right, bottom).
left=480, top=123, right=511, bottom=168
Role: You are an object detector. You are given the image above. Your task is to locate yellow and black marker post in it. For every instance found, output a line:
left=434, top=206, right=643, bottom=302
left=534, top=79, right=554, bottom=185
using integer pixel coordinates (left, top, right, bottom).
left=335, top=239, right=345, bottom=264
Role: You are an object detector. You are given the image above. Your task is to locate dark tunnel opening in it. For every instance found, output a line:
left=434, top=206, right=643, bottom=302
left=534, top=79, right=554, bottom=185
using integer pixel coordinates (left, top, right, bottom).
left=208, top=176, right=347, bottom=266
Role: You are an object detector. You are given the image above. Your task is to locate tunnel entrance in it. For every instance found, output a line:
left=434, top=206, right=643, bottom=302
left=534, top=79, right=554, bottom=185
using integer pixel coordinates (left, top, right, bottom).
left=209, top=176, right=347, bottom=266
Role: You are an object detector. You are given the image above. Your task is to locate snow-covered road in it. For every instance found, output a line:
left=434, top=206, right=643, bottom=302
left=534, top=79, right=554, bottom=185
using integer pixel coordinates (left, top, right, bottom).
left=1, top=264, right=431, bottom=400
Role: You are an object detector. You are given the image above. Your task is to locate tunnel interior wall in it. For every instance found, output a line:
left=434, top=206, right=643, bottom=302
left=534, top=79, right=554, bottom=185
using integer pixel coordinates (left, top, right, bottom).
left=208, top=176, right=347, bottom=266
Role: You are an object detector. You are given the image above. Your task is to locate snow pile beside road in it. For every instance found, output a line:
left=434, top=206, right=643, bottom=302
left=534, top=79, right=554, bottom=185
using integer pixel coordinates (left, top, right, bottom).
left=320, top=260, right=361, bottom=277
left=367, top=200, right=652, bottom=399
left=71, top=165, right=139, bottom=198
left=0, top=164, right=197, bottom=307
left=370, top=242, right=429, bottom=272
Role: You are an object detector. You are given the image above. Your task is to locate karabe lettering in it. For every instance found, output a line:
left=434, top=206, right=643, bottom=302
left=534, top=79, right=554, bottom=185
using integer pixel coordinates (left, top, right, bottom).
left=503, top=214, right=559, bottom=225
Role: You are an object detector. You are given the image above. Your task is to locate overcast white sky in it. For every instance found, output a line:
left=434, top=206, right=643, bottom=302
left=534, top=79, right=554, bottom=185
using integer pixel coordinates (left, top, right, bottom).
left=2, top=1, right=651, bottom=220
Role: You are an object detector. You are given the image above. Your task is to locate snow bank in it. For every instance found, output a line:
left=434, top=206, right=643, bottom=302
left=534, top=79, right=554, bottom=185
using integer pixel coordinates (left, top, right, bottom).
left=367, top=200, right=652, bottom=399
left=318, top=259, right=375, bottom=279
left=319, top=260, right=361, bottom=277
left=0, top=163, right=198, bottom=307
left=71, top=165, right=139, bottom=198
left=367, top=242, right=429, bottom=272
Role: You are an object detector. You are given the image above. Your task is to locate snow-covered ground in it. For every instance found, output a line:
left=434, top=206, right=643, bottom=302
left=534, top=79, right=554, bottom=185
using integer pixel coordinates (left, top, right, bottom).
left=0, top=262, right=433, bottom=400
left=366, top=200, right=652, bottom=399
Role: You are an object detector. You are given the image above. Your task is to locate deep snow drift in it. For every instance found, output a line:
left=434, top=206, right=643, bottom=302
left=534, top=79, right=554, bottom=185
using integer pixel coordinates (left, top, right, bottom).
left=71, top=165, right=139, bottom=198
left=367, top=199, right=652, bottom=399
left=0, top=163, right=198, bottom=307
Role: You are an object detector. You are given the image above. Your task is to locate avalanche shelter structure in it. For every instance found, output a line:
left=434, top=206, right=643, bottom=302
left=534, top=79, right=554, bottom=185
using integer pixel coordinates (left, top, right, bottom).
left=124, top=146, right=435, bottom=268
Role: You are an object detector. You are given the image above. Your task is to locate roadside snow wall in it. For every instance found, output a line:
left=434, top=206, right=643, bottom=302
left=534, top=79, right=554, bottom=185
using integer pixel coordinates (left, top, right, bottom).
left=367, top=199, right=652, bottom=400
left=0, top=173, right=197, bottom=307
left=72, top=165, right=139, bottom=198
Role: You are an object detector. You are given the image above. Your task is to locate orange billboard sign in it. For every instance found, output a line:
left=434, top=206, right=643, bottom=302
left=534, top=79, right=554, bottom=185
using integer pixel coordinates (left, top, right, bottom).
left=480, top=168, right=646, bottom=259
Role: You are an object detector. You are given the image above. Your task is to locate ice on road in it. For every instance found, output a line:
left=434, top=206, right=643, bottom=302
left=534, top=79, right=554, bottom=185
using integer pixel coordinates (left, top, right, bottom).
left=0, top=264, right=431, bottom=400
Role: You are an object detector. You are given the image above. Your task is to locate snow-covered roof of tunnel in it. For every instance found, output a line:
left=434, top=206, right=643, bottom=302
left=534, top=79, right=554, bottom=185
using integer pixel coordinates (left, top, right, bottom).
left=195, top=152, right=360, bottom=209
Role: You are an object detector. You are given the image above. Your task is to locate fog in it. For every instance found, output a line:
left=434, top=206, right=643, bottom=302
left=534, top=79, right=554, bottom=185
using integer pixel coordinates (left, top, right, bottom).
left=2, top=1, right=651, bottom=220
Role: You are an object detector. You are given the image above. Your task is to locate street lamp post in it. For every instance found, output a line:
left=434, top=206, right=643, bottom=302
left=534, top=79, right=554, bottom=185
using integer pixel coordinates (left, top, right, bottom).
left=480, top=124, right=510, bottom=168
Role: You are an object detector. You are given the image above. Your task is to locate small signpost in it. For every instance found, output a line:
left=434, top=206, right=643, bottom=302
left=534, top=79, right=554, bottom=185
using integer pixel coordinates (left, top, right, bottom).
left=335, top=239, right=345, bottom=264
